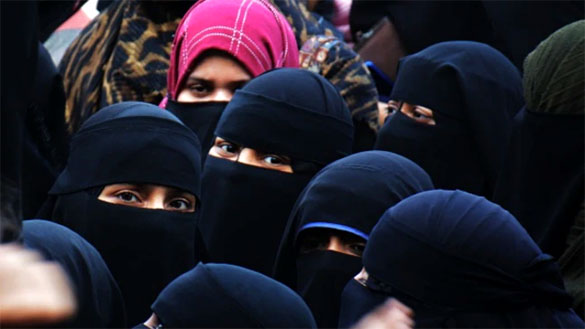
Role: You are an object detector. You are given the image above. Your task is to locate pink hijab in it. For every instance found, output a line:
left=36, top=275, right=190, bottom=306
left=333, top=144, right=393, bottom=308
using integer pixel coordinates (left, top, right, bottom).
left=162, top=0, right=299, bottom=106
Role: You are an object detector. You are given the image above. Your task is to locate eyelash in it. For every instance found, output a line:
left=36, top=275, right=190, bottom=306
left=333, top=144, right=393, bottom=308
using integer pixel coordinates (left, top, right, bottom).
left=115, top=191, right=141, bottom=203
left=168, top=198, right=191, bottom=210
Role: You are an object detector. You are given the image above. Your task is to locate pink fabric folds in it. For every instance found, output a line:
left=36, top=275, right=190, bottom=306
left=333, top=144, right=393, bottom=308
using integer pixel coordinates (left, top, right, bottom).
left=165, top=0, right=299, bottom=102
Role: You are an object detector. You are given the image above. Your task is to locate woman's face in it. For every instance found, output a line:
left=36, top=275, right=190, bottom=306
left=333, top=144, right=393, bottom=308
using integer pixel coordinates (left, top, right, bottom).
left=98, top=184, right=196, bottom=212
left=177, top=55, right=252, bottom=103
left=379, top=100, right=436, bottom=126
left=298, top=228, right=366, bottom=257
left=208, top=137, right=294, bottom=173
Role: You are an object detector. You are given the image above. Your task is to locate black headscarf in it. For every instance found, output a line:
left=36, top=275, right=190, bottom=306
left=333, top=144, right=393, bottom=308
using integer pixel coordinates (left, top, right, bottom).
left=274, top=150, right=434, bottom=327
left=198, top=68, right=354, bottom=275
left=22, top=219, right=126, bottom=327
left=374, top=41, right=523, bottom=199
left=150, top=263, right=316, bottom=328
left=47, top=101, right=202, bottom=325
left=339, top=190, right=583, bottom=328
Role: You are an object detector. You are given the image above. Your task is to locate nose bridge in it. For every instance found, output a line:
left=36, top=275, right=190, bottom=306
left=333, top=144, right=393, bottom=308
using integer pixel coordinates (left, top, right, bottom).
left=211, top=88, right=232, bottom=102
left=149, top=190, right=166, bottom=210
left=326, top=236, right=345, bottom=253
left=236, top=148, right=256, bottom=166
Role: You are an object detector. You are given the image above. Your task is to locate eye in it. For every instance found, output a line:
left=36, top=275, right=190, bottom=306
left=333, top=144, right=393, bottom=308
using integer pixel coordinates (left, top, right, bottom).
left=299, top=236, right=329, bottom=254
left=115, top=191, right=141, bottom=203
left=262, top=155, right=290, bottom=166
left=386, top=100, right=400, bottom=116
left=411, top=107, right=436, bottom=125
left=168, top=198, right=191, bottom=211
left=188, top=82, right=212, bottom=95
left=217, top=141, right=240, bottom=156
left=348, top=243, right=366, bottom=257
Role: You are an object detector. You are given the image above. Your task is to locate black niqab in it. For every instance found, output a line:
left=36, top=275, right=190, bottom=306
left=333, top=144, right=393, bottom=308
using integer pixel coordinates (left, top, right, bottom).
left=340, top=190, right=583, bottom=328
left=274, top=150, right=434, bottom=327
left=198, top=68, right=354, bottom=275
left=165, top=100, right=227, bottom=163
left=48, top=101, right=202, bottom=325
left=374, top=41, right=523, bottom=199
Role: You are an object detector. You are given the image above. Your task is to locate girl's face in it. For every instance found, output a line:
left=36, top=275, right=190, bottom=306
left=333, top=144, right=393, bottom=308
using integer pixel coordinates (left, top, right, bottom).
left=208, top=137, right=294, bottom=173
left=98, top=184, right=196, bottom=213
left=177, top=54, right=252, bottom=103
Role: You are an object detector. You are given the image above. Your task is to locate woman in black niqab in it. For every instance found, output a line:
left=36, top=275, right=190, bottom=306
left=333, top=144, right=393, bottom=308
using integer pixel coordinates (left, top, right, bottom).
left=339, top=190, right=584, bottom=328
left=374, top=41, right=523, bottom=199
left=44, top=101, right=203, bottom=325
left=198, top=68, right=354, bottom=275
left=273, top=150, right=433, bottom=327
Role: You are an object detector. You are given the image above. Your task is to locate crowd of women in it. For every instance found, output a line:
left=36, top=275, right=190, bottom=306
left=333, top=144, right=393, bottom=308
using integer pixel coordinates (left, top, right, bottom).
left=1, top=0, right=584, bottom=328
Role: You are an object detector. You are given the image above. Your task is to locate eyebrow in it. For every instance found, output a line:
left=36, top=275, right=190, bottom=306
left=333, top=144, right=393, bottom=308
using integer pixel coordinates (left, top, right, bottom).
left=186, top=76, right=250, bottom=88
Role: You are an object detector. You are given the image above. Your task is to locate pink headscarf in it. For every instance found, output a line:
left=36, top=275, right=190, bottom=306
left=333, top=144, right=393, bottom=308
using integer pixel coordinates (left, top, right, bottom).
left=163, top=0, right=299, bottom=105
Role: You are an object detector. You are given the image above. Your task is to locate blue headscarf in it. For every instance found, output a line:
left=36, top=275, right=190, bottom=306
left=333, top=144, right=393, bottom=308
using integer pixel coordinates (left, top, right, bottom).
left=340, top=190, right=582, bottom=328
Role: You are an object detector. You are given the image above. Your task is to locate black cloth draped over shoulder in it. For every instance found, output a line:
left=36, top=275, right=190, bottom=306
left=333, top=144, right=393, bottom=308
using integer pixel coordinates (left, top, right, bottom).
left=339, top=190, right=583, bottom=328
left=374, top=41, right=523, bottom=199
left=46, top=101, right=202, bottom=325
left=198, top=68, right=354, bottom=276
left=273, top=150, right=433, bottom=327
left=22, top=219, right=126, bottom=327
left=149, top=263, right=316, bottom=328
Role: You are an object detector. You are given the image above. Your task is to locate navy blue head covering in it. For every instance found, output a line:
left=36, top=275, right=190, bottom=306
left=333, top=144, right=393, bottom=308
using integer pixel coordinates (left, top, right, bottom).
left=273, top=150, right=433, bottom=327
left=339, top=190, right=583, bottom=328
left=374, top=41, right=523, bottom=199
left=22, top=220, right=126, bottom=327
left=47, top=101, right=203, bottom=325
left=50, top=101, right=201, bottom=198
left=274, top=150, right=434, bottom=285
left=198, top=68, right=354, bottom=275
left=214, top=68, right=354, bottom=167
left=150, top=263, right=316, bottom=328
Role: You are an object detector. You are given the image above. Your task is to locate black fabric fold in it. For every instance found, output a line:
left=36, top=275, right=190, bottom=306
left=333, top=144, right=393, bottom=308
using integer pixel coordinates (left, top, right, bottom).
left=151, top=263, right=316, bottom=328
left=494, top=109, right=584, bottom=258
left=339, top=190, right=583, bottom=328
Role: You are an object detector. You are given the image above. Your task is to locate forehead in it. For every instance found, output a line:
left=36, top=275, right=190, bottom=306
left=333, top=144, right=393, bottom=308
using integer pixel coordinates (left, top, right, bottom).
left=189, top=54, right=252, bottom=82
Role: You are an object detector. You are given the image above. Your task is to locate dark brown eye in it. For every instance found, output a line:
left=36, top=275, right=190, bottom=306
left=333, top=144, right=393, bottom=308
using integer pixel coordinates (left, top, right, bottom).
left=116, top=191, right=140, bottom=203
left=349, top=243, right=366, bottom=257
left=168, top=199, right=190, bottom=210
left=219, top=142, right=239, bottom=154
left=262, top=155, right=290, bottom=166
